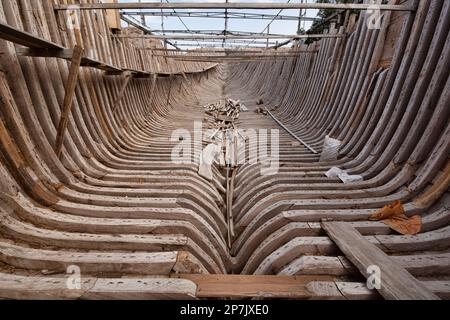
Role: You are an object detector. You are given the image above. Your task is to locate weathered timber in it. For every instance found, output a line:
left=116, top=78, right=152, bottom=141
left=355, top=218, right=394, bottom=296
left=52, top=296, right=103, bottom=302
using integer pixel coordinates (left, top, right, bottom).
left=322, top=222, right=440, bottom=300
left=55, top=45, right=84, bottom=157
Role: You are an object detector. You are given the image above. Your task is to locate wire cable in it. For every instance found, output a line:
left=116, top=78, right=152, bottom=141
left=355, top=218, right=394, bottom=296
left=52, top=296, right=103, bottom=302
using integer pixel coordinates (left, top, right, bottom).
left=246, top=0, right=293, bottom=48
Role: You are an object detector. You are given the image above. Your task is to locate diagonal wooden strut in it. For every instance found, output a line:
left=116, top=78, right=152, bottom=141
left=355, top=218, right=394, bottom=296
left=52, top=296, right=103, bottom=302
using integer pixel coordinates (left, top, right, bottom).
left=112, top=72, right=133, bottom=114
left=55, top=45, right=84, bottom=158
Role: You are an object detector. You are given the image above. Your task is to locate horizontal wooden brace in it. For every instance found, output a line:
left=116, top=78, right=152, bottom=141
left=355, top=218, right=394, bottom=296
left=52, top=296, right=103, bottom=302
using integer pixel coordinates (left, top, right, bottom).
left=172, top=274, right=335, bottom=299
left=16, top=47, right=128, bottom=74
left=0, top=21, right=64, bottom=50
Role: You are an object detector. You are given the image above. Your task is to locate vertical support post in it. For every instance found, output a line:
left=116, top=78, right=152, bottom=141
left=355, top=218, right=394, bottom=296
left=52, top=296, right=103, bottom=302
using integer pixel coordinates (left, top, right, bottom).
left=139, top=0, right=145, bottom=25
left=297, top=0, right=304, bottom=34
left=69, top=6, right=83, bottom=47
left=161, top=0, right=167, bottom=49
left=55, top=45, right=84, bottom=157
left=223, top=0, right=229, bottom=48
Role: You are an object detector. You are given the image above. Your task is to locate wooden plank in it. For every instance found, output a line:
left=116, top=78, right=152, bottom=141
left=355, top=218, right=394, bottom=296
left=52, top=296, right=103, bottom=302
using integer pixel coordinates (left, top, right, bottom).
left=16, top=48, right=123, bottom=74
left=322, top=221, right=440, bottom=300
left=0, top=21, right=64, bottom=50
left=173, top=274, right=335, bottom=298
left=0, top=273, right=197, bottom=300
left=55, top=45, right=84, bottom=157
left=16, top=47, right=74, bottom=59
left=104, top=0, right=121, bottom=30
left=54, top=3, right=416, bottom=11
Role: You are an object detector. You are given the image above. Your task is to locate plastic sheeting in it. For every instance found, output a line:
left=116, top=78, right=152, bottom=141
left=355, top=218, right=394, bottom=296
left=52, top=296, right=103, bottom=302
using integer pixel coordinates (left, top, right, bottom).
left=320, top=136, right=342, bottom=162
left=325, top=167, right=364, bottom=184
left=198, top=144, right=221, bottom=181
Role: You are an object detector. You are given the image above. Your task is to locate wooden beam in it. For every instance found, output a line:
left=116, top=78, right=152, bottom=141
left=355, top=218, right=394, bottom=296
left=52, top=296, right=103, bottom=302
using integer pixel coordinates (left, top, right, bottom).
left=112, top=73, right=133, bottom=114
left=55, top=45, right=84, bottom=157
left=54, top=2, right=416, bottom=11
left=0, top=21, right=64, bottom=50
left=322, top=221, right=440, bottom=300
left=113, top=33, right=346, bottom=40
left=16, top=47, right=74, bottom=59
left=0, top=273, right=197, bottom=300
left=16, top=47, right=124, bottom=74
left=172, top=274, right=335, bottom=299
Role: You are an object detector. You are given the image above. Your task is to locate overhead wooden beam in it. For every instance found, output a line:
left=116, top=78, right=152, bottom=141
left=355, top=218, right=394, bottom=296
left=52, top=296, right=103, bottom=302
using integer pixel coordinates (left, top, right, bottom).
left=113, top=33, right=347, bottom=40
left=322, top=221, right=440, bottom=300
left=55, top=45, right=84, bottom=158
left=54, top=2, right=416, bottom=11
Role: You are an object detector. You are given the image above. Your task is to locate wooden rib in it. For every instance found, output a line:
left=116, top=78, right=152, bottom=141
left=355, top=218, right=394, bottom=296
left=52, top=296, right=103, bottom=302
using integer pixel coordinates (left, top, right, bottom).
left=0, top=0, right=448, bottom=301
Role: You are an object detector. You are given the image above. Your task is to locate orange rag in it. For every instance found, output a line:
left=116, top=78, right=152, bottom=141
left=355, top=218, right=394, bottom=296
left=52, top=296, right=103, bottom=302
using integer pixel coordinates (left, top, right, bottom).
left=369, top=200, right=422, bottom=235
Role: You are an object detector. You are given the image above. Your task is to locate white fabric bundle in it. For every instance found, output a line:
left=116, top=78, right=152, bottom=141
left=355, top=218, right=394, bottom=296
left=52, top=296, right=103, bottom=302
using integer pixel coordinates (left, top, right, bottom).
left=320, top=135, right=342, bottom=162
left=325, top=167, right=363, bottom=184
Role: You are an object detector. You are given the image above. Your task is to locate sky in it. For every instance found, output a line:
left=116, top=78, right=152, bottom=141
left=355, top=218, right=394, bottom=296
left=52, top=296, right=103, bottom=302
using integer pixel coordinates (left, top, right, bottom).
left=119, top=0, right=320, bottom=49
